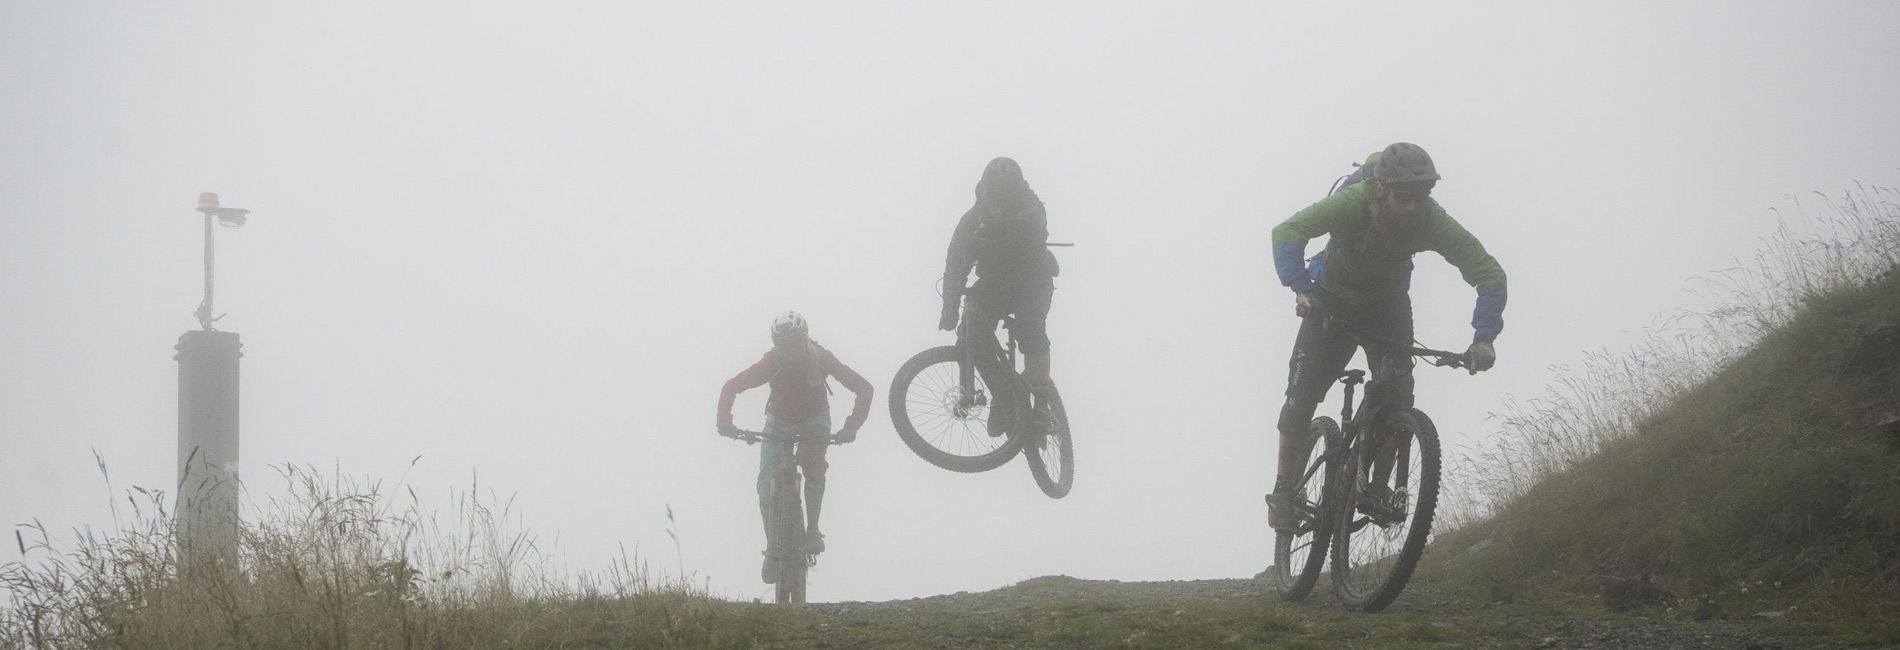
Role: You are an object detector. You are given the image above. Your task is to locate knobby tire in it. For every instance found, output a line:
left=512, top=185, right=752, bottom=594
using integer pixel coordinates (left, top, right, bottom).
left=1329, top=408, right=1440, bottom=612
left=1274, top=416, right=1339, bottom=601
left=889, top=345, right=1024, bottom=473
left=1022, top=384, right=1074, bottom=499
left=772, top=471, right=808, bottom=604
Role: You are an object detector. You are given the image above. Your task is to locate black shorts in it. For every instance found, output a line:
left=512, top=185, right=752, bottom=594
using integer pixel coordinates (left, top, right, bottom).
left=1284, top=289, right=1415, bottom=406
left=963, top=275, right=1055, bottom=355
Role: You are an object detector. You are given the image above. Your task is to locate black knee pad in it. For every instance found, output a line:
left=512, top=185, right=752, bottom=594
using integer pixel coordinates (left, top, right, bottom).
left=1277, top=397, right=1320, bottom=436
left=1015, top=323, right=1050, bottom=356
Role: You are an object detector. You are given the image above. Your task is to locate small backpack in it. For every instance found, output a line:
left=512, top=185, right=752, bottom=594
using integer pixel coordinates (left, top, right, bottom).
left=1327, top=151, right=1384, bottom=196
left=769, top=342, right=833, bottom=395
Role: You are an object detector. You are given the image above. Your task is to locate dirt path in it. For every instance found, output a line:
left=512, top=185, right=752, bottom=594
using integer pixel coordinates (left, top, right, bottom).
left=786, top=576, right=1865, bottom=649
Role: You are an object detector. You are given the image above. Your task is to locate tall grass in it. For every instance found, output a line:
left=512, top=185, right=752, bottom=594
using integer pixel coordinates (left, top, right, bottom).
left=1450, top=184, right=1900, bottom=514
left=1, top=462, right=736, bottom=649
left=1414, top=184, right=1900, bottom=629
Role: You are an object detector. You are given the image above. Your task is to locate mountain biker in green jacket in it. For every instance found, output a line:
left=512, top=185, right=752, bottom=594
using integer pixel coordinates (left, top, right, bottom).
left=1265, top=143, right=1507, bottom=531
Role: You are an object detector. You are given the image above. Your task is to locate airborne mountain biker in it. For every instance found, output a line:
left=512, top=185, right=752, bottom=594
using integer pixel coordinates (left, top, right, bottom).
left=1265, top=143, right=1507, bottom=531
left=716, top=312, right=874, bottom=580
left=940, top=157, right=1060, bottom=415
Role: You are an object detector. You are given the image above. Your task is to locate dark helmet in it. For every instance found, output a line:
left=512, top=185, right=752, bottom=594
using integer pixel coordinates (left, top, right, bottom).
left=974, top=157, right=1029, bottom=202
left=1373, top=142, right=1441, bottom=192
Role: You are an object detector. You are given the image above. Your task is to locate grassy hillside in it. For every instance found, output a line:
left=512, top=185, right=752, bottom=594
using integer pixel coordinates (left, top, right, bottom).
left=1425, top=199, right=1900, bottom=641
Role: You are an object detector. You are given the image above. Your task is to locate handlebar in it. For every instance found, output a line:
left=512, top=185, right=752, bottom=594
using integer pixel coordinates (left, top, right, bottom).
left=720, top=429, right=841, bottom=445
left=1308, top=309, right=1471, bottom=372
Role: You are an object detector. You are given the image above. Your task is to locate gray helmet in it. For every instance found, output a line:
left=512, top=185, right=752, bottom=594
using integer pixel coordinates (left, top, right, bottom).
left=1373, top=142, right=1441, bottom=190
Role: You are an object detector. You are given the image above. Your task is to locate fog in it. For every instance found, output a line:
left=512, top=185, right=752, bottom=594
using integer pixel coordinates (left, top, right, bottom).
left=4, top=1, right=1898, bottom=603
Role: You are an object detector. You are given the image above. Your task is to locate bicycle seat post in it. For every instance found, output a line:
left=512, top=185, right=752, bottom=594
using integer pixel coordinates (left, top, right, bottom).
left=1001, top=315, right=1018, bottom=367
left=1339, top=369, right=1366, bottom=422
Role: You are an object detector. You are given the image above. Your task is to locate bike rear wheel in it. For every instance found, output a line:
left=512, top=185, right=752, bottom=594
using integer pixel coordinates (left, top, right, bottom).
left=1022, top=385, right=1074, bottom=499
left=889, top=345, right=1025, bottom=472
left=1274, top=416, right=1340, bottom=601
left=1330, top=408, right=1440, bottom=612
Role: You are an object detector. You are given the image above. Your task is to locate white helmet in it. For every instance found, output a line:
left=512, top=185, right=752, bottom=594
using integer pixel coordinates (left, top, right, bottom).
left=770, top=311, right=809, bottom=347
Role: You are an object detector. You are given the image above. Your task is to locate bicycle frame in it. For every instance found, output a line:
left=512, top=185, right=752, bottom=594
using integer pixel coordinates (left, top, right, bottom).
left=726, top=428, right=831, bottom=497
left=951, top=302, right=1030, bottom=429
left=1321, top=320, right=1465, bottom=529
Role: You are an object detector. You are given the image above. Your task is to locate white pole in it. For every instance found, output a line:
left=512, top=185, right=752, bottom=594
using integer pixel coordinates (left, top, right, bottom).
left=203, top=211, right=215, bottom=330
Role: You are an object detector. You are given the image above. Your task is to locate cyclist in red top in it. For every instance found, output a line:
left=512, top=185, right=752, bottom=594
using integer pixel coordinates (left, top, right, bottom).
left=716, top=311, right=874, bottom=562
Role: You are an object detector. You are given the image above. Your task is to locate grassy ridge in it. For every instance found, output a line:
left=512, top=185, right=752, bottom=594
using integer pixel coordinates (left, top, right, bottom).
left=1425, top=186, right=1900, bottom=641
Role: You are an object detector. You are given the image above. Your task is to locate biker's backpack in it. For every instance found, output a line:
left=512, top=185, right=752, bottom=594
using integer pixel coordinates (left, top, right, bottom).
left=1327, top=150, right=1383, bottom=196
left=768, top=341, right=833, bottom=395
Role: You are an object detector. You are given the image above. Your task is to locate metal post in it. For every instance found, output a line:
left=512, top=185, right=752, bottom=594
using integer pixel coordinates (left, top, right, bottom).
left=202, top=211, right=214, bottom=330
left=178, top=192, right=250, bottom=576
left=176, top=330, right=242, bottom=574
left=195, top=192, right=220, bottom=330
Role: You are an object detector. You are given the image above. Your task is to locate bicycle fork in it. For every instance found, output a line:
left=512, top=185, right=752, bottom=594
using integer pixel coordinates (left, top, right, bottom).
left=1340, top=375, right=1412, bottom=526
left=764, top=459, right=811, bottom=568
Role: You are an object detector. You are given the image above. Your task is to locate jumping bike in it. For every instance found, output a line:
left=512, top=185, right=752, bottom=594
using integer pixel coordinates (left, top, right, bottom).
left=723, top=426, right=836, bottom=604
left=1272, top=321, right=1469, bottom=612
left=889, top=292, right=1073, bottom=499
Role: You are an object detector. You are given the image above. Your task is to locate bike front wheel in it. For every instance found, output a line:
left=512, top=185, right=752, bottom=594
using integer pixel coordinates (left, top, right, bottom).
left=889, top=345, right=1025, bottom=473
left=772, top=472, right=809, bottom=605
left=1329, top=408, right=1441, bottom=612
left=1022, top=385, right=1074, bottom=499
left=1274, top=416, right=1340, bottom=601
left=776, top=557, right=807, bottom=604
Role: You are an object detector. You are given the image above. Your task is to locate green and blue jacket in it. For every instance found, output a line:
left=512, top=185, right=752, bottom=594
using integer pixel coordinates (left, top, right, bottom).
left=1272, top=183, right=1508, bottom=342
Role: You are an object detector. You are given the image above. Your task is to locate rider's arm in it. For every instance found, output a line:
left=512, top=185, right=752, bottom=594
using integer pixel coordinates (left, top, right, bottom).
left=1271, top=189, right=1359, bottom=293
left=820, top=350, right=875, bottom=432
left=715, top=354, right=772, bottom=429
left=1024, top=199, right=1050, bottom=247
left=1422, top=208, right=1508, bottom=343
left=943, top=205, right=980, bottom=290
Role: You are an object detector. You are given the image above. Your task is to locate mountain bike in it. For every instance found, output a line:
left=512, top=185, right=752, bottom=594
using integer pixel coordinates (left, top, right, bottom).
left=722, top=426, right=836, bottom=604
left=1271, top=320, right=1469, bottom=612
left=889, top=291, right=1074, bottom=499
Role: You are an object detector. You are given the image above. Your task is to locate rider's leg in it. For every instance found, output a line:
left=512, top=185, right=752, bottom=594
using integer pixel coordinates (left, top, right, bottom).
left=757, top=415, right=785, bottom=582
left=1015, top=278, right=1056, bottom=397
left=796, top=415, right=832, bottom=553
left=961, top=282, right=1013, bottom=436
left=757, top=416, right=783, bottom=539
left=1022, top=351, right=1051, bottom=392
left=1273, top=395, right=1322, bottom=490
left=1365, top=294, right=1417, bottom=486
left=1269, top=310, right=1355, bottom=530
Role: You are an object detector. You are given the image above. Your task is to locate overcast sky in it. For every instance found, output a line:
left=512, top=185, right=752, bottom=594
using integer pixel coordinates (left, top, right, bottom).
left=5, top=1, right=1898, bottom=603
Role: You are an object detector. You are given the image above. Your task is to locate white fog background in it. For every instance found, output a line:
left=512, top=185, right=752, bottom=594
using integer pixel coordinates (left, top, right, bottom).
left=5, top=1, right=1899, bottom=603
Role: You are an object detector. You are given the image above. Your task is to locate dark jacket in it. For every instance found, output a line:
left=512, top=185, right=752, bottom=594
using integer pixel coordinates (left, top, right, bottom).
left=944, top=157, right=1057, bottom=288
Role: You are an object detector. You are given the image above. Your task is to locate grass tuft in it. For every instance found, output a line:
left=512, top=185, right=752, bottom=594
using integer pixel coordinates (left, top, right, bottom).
left=1, top=463, right=733, bottom=648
